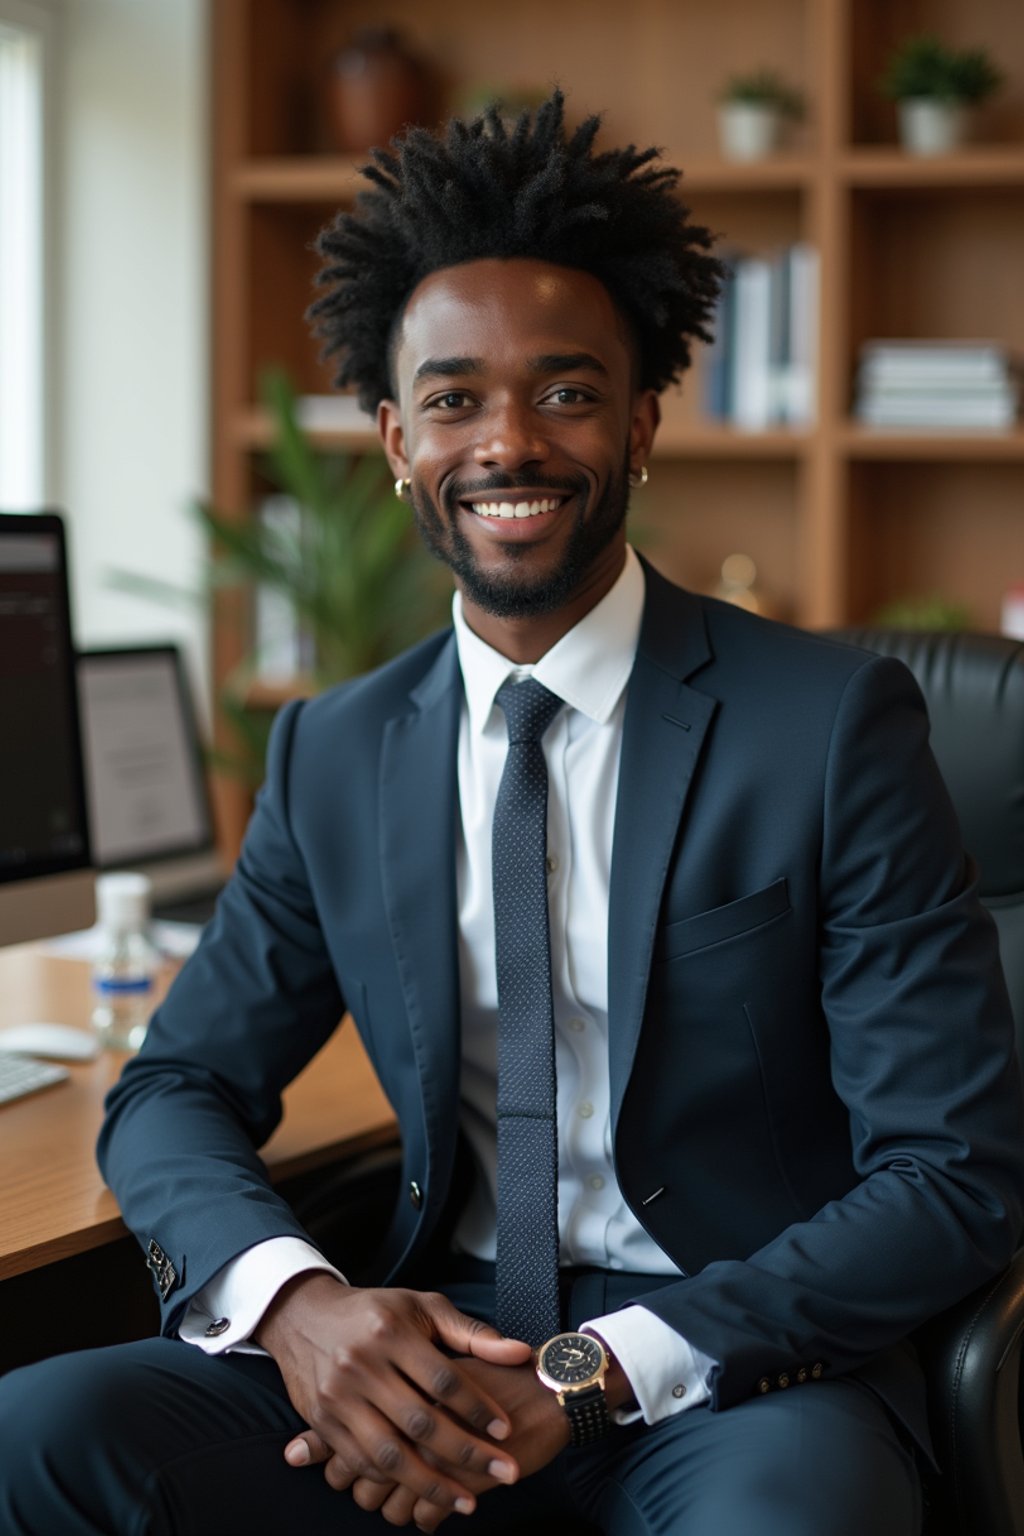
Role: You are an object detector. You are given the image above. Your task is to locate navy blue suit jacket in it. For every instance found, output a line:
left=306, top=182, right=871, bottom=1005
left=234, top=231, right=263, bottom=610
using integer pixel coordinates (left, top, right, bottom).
left=99, top=562, right=1024, bottom=1445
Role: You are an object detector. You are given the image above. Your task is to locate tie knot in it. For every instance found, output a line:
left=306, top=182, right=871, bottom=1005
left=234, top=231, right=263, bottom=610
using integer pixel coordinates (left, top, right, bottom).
left=495, top=677, right=562, bottom=745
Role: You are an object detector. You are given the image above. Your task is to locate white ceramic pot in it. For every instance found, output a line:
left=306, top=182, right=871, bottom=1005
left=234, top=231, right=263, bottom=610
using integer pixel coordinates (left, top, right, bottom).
left=717, top=103, right=782, bottom=162
left=898, top=99, right=969, bottom=156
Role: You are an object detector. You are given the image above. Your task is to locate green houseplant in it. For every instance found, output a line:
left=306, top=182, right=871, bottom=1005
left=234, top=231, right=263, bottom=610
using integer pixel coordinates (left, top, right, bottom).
left=878, top=35, right=1003, bottom=155
left=717, top=70, right=804, bottom=162
left=110, top=370, right=450, bottom=781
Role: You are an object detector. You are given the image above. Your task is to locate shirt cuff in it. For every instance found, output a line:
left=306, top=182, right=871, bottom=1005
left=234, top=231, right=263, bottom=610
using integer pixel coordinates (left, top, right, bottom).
left=583, top=1305, right=715, bottom=1425
left=178, top=1237, right=347, bottom=1355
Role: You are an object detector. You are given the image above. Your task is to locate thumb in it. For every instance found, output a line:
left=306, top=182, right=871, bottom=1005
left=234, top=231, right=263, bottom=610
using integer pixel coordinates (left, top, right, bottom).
left=423, top=1294, right=533, bottom=1363
left=284, top=1429, right=332, bottom=1468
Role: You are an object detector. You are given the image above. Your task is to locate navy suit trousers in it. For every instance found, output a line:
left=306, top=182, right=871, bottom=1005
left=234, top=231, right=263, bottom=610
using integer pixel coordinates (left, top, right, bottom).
left=0, top=1266, right=922, bottom=1536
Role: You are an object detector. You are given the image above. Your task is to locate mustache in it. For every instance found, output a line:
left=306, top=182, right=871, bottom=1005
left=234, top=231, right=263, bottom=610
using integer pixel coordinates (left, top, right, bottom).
left=443, top=471, right=587, bottom=510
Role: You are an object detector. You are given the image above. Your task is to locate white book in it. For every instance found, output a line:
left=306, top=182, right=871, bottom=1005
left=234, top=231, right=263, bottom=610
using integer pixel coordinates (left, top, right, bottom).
left=859, top=341, right=1013, bottom=387
left=858, top=398, right=1017, bottom=429
left=732, top=257, right=773, bottom=430
left=786, top=243, right=819, bottom=426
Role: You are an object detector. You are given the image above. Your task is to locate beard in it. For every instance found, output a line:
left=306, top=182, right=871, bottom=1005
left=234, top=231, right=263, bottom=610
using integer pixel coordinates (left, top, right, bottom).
left=409, top=451, right=632, bottom=620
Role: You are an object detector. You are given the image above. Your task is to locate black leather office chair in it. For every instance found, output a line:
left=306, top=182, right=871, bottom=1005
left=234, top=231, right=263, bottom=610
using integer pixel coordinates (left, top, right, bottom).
left=828, top=629, right=1024, bottom=1536
left=294, top=628, right=1024, bottom=1536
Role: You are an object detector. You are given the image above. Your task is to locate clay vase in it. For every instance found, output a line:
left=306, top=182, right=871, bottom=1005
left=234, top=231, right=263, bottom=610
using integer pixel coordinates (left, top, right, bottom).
left=329, top=29, right=426, bottom=153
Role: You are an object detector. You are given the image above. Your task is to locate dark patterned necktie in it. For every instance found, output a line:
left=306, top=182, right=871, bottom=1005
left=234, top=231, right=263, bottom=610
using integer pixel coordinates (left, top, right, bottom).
left=492, top=676, right=564, bottom=1346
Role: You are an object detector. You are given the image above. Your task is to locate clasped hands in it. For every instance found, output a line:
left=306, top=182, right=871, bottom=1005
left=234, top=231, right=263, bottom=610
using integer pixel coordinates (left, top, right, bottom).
left=255, top=1272, right=570, bottom=1531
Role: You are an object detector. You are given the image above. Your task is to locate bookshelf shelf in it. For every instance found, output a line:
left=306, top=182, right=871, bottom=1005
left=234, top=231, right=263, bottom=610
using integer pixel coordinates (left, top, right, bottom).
left=840, top=148, right=1024, bottom=189
left=209, top=0, right=1024, bottom=857
left=233, top=156, right=365, bottom=203
left=839, top=425, right=1024, bottom=461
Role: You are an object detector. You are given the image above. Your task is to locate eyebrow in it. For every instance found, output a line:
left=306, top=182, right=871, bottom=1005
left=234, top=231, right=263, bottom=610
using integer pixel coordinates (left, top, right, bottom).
left=530, top=352, right=609, bottom=378
left=413, top=351, right=610, bottom=384
left=413, top=357, right=481, bottom=383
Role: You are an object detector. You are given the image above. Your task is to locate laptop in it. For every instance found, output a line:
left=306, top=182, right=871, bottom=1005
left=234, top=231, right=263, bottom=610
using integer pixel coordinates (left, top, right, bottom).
left=76, top=645, right=227, bottom=925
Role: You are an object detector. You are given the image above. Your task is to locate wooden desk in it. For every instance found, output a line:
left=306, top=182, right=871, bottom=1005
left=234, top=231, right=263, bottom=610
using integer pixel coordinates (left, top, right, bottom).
left=0, top=944, right=396, bottom=1285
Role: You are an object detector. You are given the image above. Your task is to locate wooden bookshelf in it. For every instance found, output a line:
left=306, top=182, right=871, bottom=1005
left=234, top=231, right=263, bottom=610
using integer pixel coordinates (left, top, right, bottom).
left=210, top=0, right=1024, bottom=857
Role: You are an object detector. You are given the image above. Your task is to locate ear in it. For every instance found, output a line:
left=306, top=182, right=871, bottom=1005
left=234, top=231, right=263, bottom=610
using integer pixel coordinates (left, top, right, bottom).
left=628, top=389, right=660, bottom=479
left=377, top=398, right=409, bottom=483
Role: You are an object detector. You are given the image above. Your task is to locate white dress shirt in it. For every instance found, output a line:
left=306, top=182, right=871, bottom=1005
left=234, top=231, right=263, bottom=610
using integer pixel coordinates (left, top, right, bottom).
left=181, top=547, right=713, bottom=1424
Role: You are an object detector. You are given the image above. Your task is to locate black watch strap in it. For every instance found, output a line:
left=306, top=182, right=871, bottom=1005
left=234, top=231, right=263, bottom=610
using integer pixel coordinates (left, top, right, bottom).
left=562, top=1382, right=610, bottom=1446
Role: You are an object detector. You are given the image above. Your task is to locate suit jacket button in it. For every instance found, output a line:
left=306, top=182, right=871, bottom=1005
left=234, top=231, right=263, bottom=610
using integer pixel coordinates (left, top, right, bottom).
left=777, top=1373, right=790, bottom=1389
left=757, top=1377, right=771, bottom=1394
left=811, top=1362, right=824, bottom=1379
left=796, top=1368, right=808, bottom=1384
left=409, top=1180, right=423, bottom=1210
left=204, top=1317, right=230, bottom=1337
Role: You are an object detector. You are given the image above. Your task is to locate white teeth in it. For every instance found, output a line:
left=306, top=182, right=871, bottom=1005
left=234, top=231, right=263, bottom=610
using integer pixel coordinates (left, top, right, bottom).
left=469, top=497, right=561, bottom=519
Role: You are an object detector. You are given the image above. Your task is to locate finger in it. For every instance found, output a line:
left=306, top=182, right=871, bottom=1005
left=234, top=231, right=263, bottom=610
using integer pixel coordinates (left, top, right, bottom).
left=372, top=1361, right=518, bottom=1486
left=352, top=1475, right=399, bottom=1513
left=380, top=1484, right=423, bottom=1527
left=411, top=1495, right=451, bottom=1533
left=284, top=1429, right=332, bottom=1467
left=419, top=1293, right=532, bottom=1367
left=321, top=1396, right=477, bottom=1514
left=392, top=1321, right=524, bottom=1447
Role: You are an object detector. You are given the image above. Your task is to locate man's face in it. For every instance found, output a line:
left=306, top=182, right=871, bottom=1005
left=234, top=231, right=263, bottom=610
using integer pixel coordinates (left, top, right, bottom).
left=379, top=258, right=657, bottom=625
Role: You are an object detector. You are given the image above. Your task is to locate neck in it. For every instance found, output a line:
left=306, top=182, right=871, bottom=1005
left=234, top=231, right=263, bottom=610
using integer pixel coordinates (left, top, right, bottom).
left=459, top=545, right=627, bottom=664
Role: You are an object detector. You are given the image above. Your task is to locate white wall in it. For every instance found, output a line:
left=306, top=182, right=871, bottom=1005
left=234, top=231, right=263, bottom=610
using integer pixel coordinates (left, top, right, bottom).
left=53, top=0, right=210, bottom=715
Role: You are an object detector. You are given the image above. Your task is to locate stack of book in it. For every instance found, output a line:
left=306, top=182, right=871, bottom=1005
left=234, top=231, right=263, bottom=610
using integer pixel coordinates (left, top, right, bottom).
left=702, top=244, right=819, bottom=430
left=854, top=342, right=1022, bottom=430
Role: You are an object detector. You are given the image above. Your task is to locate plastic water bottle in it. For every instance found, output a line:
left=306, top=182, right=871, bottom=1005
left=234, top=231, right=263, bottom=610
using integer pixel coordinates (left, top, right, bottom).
left=91, top=873, right=159, bottom=1050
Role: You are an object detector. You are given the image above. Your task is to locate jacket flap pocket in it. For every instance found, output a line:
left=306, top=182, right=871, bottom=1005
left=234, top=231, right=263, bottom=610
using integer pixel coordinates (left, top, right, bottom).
left=658, top=877, right=790, bottom=961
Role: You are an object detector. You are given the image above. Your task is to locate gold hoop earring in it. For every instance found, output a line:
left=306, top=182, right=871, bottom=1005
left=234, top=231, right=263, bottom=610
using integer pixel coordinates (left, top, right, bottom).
left=629, top=465, right=649, bottom=489
left=394, top=477, right=412, bottom=501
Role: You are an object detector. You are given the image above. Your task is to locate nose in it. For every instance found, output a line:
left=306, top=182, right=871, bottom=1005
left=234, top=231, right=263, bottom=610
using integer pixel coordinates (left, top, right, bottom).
left=473, top=398, right=550, bottom=472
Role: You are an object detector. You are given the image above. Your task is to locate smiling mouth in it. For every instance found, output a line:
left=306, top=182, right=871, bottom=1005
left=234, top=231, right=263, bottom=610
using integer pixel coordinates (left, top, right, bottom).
left=463, top=494, right=570, bottom=521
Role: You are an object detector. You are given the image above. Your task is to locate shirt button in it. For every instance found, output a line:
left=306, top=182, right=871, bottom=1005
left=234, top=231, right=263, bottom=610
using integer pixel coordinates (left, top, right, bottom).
left=546, top=853, right=559, bottom=874
left=204, top=1317, right=230, bottom=1337
left=568, top=1017, right=586, bottom=1032
left=578, top=1101, right=594, bottom=1119
left=588, top=1174, right=605, bottom=1191
left=672, top=1383, right=686, bottom=1399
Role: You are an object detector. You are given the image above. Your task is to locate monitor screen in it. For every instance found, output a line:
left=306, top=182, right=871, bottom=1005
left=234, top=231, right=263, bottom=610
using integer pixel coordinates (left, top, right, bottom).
left=0, top=511, right=94, bottom=944
left=78, top=646, right=213, bottom=867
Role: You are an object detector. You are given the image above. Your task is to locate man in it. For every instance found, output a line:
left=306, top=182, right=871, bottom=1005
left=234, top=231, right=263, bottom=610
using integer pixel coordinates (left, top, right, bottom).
left=1, top=93, right=1022, bottom=1536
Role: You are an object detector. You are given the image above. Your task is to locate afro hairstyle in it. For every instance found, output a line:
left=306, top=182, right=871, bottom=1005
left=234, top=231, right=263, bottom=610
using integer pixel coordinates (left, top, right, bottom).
left=308, top=90, right=724, bottom=413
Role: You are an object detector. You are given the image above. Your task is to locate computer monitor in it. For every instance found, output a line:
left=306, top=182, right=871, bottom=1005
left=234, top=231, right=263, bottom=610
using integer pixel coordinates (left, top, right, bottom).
left=0, top=511, right=95, bottom=945
left=77, top=644, right=225, bottom=911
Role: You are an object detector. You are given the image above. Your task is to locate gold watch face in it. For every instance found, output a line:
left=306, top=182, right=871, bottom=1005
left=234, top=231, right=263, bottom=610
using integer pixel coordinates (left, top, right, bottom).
left=537, top=1332, right=604, bottom=1387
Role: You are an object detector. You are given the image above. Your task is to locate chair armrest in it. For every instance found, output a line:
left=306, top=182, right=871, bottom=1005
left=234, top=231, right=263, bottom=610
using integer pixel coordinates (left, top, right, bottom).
left=916, top=1250, right=1024, bottom=1536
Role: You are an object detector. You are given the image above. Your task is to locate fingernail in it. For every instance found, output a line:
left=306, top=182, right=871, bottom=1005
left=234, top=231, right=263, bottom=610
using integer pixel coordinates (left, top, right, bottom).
left=455, top=1497, right=475, bottom=1515
left=488, top=1460, right=515, bottom=1484
left=487, top=1418, right=509, bottom=1439
left=285, top=1441, right=310, bottom=1466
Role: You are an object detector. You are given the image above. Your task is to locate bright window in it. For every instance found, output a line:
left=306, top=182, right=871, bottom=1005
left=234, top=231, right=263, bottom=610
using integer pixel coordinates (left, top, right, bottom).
left=0, top=2, right=48, bottom=508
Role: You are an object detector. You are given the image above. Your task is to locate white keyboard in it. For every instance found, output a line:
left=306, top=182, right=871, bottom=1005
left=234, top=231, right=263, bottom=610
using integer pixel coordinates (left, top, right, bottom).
left=0, top=1053, right=70, bottom=1105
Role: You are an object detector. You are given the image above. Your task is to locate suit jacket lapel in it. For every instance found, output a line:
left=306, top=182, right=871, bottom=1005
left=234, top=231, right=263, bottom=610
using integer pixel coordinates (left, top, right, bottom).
left=379, top=636, right=463, bottom=1190
left=608, top=565, right=717, bottom=1127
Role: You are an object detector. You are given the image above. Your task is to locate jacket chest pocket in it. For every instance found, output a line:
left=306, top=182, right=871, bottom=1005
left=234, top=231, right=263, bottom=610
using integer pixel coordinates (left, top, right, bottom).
left=656, top=877, right=791, bottom=963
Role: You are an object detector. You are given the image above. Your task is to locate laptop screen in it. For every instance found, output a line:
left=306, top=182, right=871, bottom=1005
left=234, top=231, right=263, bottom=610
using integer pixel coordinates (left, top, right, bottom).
left=77, top=646, right=214, bottom=868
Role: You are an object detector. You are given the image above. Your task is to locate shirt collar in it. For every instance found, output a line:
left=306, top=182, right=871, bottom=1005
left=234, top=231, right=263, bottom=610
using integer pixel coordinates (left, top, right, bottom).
left=453, top=545, right=646, bottom=734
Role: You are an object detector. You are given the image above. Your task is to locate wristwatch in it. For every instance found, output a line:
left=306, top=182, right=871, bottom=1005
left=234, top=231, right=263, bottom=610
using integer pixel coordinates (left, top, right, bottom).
left=535, top=1331, right=612, bottom=1446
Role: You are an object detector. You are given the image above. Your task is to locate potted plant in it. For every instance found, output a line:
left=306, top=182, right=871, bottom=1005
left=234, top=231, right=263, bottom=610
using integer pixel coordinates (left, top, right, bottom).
left=109, top=370, right=451, bottom=781
left=717, top=70, right=804, bottom=162
left=878, top=35, right=1003, bottom=156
